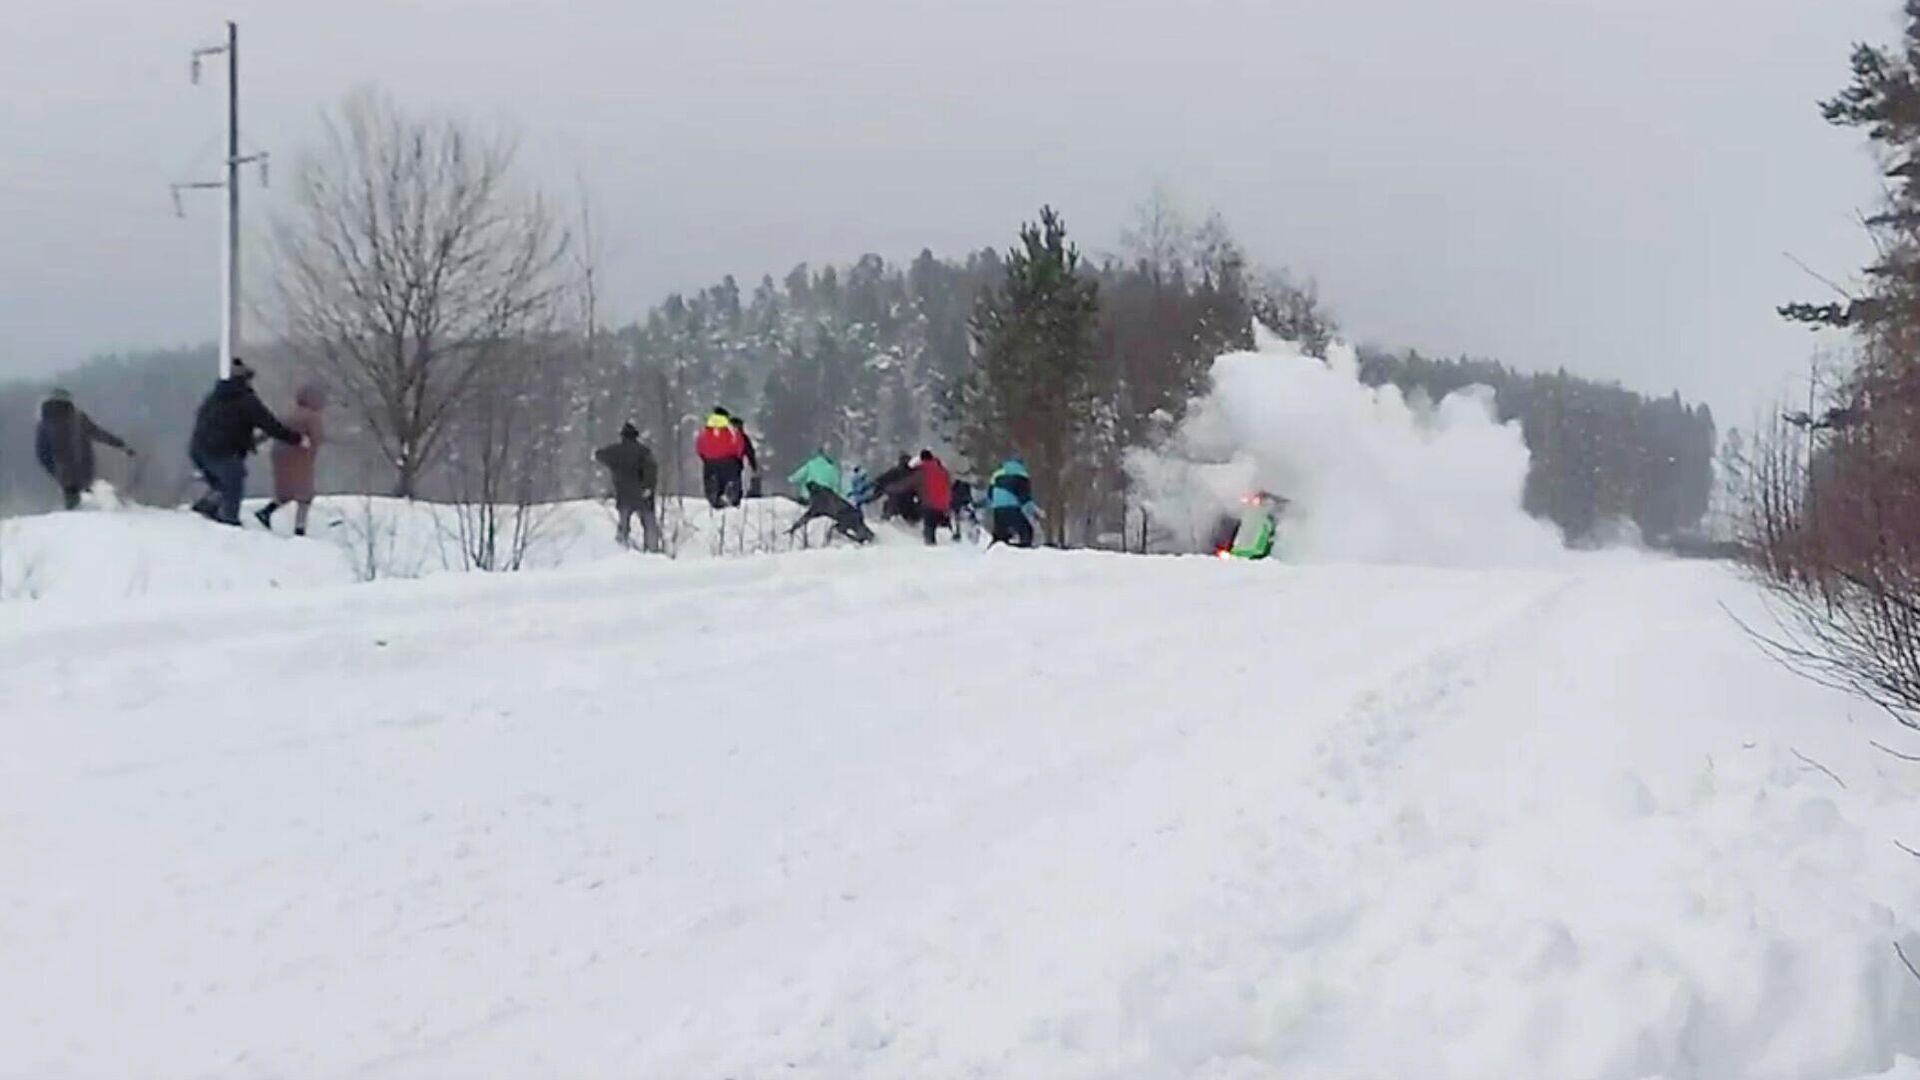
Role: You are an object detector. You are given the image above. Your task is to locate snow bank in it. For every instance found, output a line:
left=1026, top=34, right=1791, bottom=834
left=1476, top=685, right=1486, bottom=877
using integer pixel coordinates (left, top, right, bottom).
left=306, top=492, right=843, bottom=579
left=0, top=493, right=862, bottom=603
left=0, top=506, right=353, bottom=602
left=1131, top=331, right=1566, bottom=567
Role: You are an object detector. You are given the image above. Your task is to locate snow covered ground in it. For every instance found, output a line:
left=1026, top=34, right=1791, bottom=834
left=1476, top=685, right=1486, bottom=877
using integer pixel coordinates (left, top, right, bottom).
left=6, top=529, right=1920, bottom=1077
left=0, top=493, right=853, bottom=603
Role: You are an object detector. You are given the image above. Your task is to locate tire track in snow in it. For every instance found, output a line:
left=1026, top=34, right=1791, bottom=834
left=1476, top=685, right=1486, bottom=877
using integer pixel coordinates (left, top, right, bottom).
left=975, top=571, right=1584, bottom=1079
left=696, top=569, right=1582, bottom=1079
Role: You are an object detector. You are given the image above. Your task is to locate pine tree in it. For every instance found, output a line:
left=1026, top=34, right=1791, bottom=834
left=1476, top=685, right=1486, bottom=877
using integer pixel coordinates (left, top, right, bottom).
left=948, top=207, right=1102, bottom=545
left=1783, top=1, right=1920, bottom=374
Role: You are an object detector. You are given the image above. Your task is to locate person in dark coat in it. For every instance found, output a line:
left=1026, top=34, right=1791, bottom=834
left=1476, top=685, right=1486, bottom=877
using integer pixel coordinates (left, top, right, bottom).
left=595, top=421, right=662, bottom=552
left=255, top=384, right=327, bottom=536
left=949, top=478, right=977, bottom=540
left=873, top=453, right=921, bottom=523
left=34, top=389, right=133, bottom=509
left=188, top=359, right=304, bottom=526
left=730, top=416, right=761, bottom=498
left=912, top=450, right=953, bottom=546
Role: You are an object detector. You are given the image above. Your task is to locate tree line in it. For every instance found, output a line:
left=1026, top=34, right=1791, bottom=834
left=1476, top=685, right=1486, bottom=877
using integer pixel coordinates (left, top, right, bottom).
left=1357, top=350, right=1717, bottom=544
left=2, top=91, right=1716, bottom=551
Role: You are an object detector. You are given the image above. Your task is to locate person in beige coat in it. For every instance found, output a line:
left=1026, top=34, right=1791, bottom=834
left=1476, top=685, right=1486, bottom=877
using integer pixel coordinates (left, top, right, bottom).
left=255, top=384, right=326, bottom=536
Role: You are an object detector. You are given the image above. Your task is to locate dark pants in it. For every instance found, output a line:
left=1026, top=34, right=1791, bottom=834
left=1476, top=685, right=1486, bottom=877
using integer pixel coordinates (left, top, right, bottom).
left=882, top=492, right=921, bottom=523
left=192, top=451, right=246, bottom=525
left=616, top=496, right=661, bottom=552
left=922, top=510, right=950, bottom=546
left=258, top=500, right=314, bottom=536
left=702, top=458, right=743, bottom=508
left=992, top=506, right=1034, bottom=548
left=789, top=485, right=873, bottom=544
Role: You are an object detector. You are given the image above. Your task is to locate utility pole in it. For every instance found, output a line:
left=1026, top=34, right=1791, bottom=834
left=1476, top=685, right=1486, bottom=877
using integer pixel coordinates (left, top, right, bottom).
left=173, top=21, right=266, bottom=379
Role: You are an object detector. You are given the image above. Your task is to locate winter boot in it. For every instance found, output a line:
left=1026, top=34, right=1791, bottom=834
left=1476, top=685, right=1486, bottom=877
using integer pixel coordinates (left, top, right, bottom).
left=254, top=503, right=278, bottom=530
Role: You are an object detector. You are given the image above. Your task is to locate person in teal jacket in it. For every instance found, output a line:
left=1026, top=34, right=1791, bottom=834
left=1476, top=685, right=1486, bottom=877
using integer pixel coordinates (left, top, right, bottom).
left=788, top=448, right=842, bottom=502
left=987, top=457, right=1040, bottom=547
left=785, top=448, right=873, bottom=544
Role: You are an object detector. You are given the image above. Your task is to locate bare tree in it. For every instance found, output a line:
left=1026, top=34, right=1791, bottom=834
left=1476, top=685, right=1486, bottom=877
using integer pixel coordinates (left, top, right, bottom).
left=1738, top=404, right=1920, bottom=724
left=1118, top=184, right=1191, bottom=286
left=271, top=89, right=571, bottom=498
left=568, top=182, right=609, bottom=497
left=441, top=339, right=569, bottom=572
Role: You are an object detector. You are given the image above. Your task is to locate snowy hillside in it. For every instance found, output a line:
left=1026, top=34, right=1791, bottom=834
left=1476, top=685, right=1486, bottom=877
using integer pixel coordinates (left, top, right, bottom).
left=5, top=537, right=1920, bottom=1078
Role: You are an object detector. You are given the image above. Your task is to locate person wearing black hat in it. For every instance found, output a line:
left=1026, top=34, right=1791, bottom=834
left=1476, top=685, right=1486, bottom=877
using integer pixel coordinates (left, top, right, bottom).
left=187, top=359, right=305, bottom=526
left=34, top=388, right=134, bottom=510
left=594, top=420, right=661, bottom=551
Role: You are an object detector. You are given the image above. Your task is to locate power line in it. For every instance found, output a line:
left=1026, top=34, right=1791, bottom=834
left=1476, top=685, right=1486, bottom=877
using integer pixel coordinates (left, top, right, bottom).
left=171, top=21, right=268, bottom=379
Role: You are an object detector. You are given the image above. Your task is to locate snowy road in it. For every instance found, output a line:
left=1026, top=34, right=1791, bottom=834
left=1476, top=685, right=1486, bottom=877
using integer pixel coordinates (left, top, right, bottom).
left=6, top=548, right=1920, bottom=1077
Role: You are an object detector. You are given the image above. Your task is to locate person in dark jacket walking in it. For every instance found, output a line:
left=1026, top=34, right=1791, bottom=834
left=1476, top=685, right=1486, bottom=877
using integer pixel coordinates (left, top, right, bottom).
left=188, top=360, right=304, bottom=526
left=595, top=421, right=661, bottom=552
left=913, top=450, right=953, bottom=546
left=34, top=389, right=133, bottom=509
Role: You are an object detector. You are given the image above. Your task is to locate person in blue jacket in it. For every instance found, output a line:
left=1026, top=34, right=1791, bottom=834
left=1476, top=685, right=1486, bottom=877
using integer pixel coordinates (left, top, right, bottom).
left=846, top=464, right=877, bottom=508
left=987, top=457, right=1040, bottom=547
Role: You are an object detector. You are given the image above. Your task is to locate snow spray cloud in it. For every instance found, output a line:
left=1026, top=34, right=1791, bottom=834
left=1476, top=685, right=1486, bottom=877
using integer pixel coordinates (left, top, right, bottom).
left=1128, top=331, right=1565, bottom=567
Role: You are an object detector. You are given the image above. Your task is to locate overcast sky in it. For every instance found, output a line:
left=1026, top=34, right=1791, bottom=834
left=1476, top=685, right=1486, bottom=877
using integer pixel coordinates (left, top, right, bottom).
left=0, top=0, right=1895, bottom=423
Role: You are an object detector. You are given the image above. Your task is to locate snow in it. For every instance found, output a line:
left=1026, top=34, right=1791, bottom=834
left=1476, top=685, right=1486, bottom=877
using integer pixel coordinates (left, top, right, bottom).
left=1, top=365, right=1915, bottom=1076
left=0, top=493, right=858, bottom=603
left=1130, top=331, right=1567, bottom=566
left=5, top=522, right=1920, bottom=1076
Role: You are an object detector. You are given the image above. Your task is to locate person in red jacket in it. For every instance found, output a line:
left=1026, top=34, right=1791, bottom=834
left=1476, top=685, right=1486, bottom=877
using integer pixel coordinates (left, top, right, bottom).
left=695, top=407, right=747, bottom=508
left=914, top=449, right=953, bottom=546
